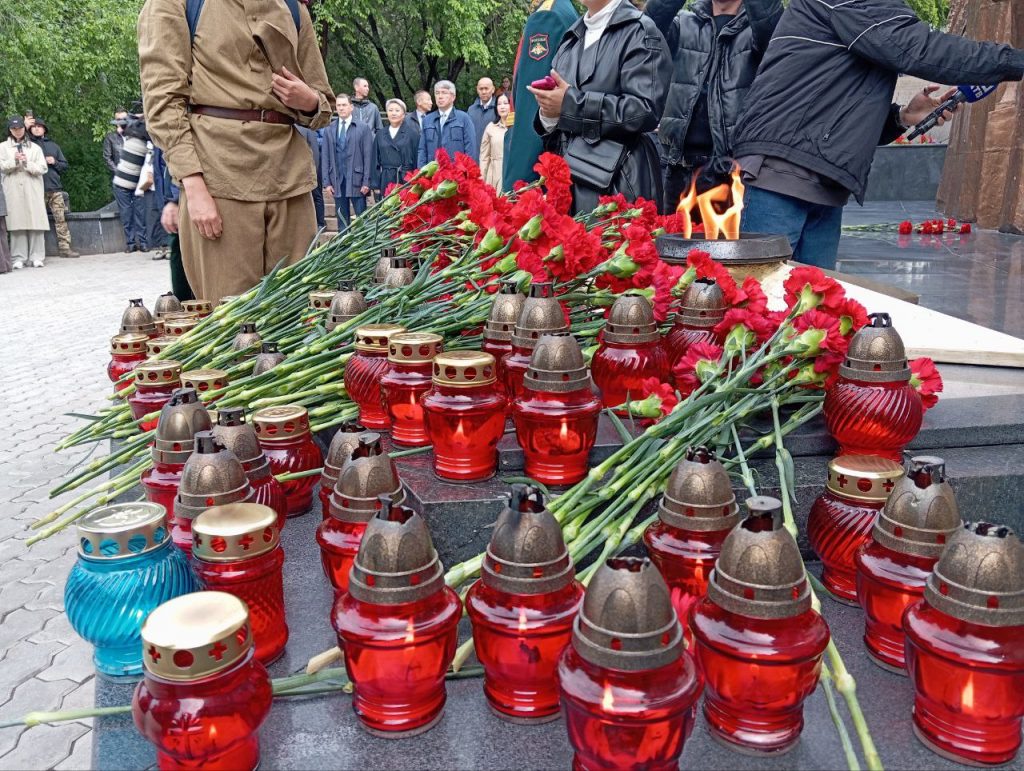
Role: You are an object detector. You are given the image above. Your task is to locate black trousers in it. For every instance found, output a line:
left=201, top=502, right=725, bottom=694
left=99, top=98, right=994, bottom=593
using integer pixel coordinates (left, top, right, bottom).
left=662, top=165, right=696, bottom=216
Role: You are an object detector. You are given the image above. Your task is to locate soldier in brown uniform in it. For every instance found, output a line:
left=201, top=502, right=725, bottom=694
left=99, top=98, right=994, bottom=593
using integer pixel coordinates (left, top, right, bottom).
left=138, top=0, right=334, bottom=302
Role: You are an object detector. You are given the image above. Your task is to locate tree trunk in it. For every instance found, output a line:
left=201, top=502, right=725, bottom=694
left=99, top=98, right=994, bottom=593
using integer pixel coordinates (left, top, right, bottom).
left=937, top=0, right=1024, bottom=233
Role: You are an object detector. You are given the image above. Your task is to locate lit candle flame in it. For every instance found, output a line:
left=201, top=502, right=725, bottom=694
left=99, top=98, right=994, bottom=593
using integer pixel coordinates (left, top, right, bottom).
left=405, top=617, right=416, bottom=644
left=518, top=607, right=528, bottom=634
left=601, top=682, right=615, bottom=711
left=559, top=420, right=570, bottom=444
left=962, top=674, right=974, bottom=709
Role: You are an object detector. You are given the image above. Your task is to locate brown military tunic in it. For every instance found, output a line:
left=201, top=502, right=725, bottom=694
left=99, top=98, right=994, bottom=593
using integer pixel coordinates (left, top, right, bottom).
left=138, top=0, right=334, bottom=301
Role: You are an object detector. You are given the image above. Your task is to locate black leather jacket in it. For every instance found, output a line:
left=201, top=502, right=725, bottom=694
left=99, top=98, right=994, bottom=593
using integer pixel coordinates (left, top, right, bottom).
left=102, top=131, right=123, bottom=177
left=646, top=0, right=782, bottom=167
left=535, top=1, right=672, bottom=212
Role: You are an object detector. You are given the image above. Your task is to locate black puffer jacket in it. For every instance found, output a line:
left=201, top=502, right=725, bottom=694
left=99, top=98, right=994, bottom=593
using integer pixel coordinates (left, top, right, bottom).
left=535, top=1, right=672, bottom=212
left=646, top=0, right=782, bottom=166
left=733, top=0, right=1024, bottom=203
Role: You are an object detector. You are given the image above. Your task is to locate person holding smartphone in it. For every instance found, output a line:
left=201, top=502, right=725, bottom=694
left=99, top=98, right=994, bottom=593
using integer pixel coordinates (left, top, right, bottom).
left=0, top=116, right=49, bottom=269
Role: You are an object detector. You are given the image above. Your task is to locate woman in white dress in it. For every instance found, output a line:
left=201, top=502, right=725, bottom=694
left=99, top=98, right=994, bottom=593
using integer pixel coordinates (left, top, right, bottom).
left=0, top=116, right=49, bottom=268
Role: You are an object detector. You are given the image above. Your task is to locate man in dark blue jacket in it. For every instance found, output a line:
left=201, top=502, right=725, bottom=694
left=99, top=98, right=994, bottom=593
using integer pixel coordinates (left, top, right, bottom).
left=467, top=77, right=498, bottom=145
left=646, top=0, right=782, bottom=213
left=417, top=81, right=479, bottom=166
left=323, top=94, right=374, bottom=229
left=733, top=0, right=1024, bottom=268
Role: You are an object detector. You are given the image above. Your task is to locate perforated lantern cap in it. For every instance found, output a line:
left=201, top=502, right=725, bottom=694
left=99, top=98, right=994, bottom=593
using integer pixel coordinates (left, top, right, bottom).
left=572, top=557, right=684, bottom=671
left=873, top=456, right=961, bottom=558
left=252, top=405, right=311, bottom=442
left=483, top=485, right=574, bottom=595
left=326, top=283, right=368, bottom=331
left=181, top=299, right=212, bottom=317
left=110, top=333, right=149, bottom=356
left=322, top=420, right=368, bottom=486
left=212, top=408, right=265, bottom=469
left=192, top=503, right=280, bottom=562
left=484, top=281, right=526, bottom=343
left=77, top=502, right=169, bottom=560
left=120, top=298, right=156, bottom=336
left=603, top=294, right=659, bottom=345
left=252, top=342, right=286, bottom=376
left=141, top=592, right=253, bottom=681
left=180, top=368, right=229, bottom=395
left=388, top=332, right=443, bottom=364
left=134, top=359, right=183, bottom=389
left=328, top=433, right=405, bottom=523
left=231, top=322, right=262, bottom=357
left=174, top=432, right=251, bottom=521
left=153, top=388, right=213, bottom=465
left=432, top=351, right=497, bottom=387
left=511, top=282, right=569, bottom=350
left=308, top=289, right=335, bottom=311
left=838, top=312, right=911, bottom=383
left=707, top=496, right=812, bottom=619
left=675, top=278, right=726, bottom=329
left=825, top=455, right=904, bottom=502
left=154, top=292, right=184, bottom=317
left=383, top=257, right=414, bottom=288
left=657, top=446, right=739, bottom=532
left=354, top=323, right=407, bottom=353
left=374, top=246, right=398, bottom=283
left=924, top=522, right=1024, bottom=626
left=163, top=316, right=199, bottom=338
left=348, top=497, right=445, bottom=605
left=524, top=333, right=591, bottom=393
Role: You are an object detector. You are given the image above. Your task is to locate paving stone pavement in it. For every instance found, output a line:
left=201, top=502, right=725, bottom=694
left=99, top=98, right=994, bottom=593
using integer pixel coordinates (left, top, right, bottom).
left=0, top=253, right=169, bottom=770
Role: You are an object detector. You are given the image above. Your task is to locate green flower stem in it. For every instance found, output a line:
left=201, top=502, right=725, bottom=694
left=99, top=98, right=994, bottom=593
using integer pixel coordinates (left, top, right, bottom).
left=32, top=458, right=150, bottom=530
left=27, top=477, right=144, bottom=545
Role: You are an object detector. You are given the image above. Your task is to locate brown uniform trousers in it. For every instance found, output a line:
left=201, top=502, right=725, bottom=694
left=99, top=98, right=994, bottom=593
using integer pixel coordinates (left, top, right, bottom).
left=45, top=190, right=73, bottom=254
left=178, top=189, right=316, bottom=302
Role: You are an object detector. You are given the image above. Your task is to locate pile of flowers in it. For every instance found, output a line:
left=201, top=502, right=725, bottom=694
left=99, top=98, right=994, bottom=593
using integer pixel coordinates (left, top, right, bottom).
left=898, top=217, right=971, bottom=235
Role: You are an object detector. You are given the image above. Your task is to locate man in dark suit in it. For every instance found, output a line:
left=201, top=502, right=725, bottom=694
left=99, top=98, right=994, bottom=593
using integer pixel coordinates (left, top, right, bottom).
left=323, top=93, right=373, bottom=229
left=416, top=80, right=479, bottom=166
left=297, top=125, right=325, bottom=228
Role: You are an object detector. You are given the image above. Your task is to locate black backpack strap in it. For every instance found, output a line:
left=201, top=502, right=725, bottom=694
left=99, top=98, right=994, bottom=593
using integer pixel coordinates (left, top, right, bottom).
left=187, top=0, right=300, bottom=41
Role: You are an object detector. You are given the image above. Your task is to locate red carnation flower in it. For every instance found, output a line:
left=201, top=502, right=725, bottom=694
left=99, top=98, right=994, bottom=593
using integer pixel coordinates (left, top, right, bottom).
left=534, top=153, right=573, bottom=215
left=960, top=223, right=972, bottom=234
left=792, top=309, right=849, bottom=374
left=686, top=250, right=741, bottom=305
left=783, top=266, right=846, bottom=313
left=673, top=341, right=725, bottom=396
left=898, top=220, right=913, bottom=235
left=910, top=357, right=943, bottom=410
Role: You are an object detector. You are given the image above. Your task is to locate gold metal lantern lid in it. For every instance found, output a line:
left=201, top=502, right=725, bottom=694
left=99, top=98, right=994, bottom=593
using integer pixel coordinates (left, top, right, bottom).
left=192, top=503, right=280, bottom=562
left=181, top=299, right=213, bottom=317
left=388, top=332, right=443, bottom=364
left=326, top=281, right=368, bottom=332
left=839, top=312, right=911, bottom=383
left=120, top=298, right=156, bottom=336
left=707, top=496, right=812, bottom=619
left=354, top=323, right=407, bottom=353
left=383, top=257, right=415, bottom=288
left=154, top=292, right=184, bottom=317
left=141, top=592, right=254, bottom=681
left=511, top=282, right=568, bottom=350
left=252, top=342, right=286, bottom=376
left=873, top=456, right=961, bottom=559
left=252, top=405, right=311, bottom=442
left=484, top=281, right=526, bottom=343
left=374, top=245, right=398, bottom=283
left=657, top=446, right=739, bottom=532
left=308, top=289, right=336, bottom=311
left=432, top=351, right=496, bottom=387
left=110, top=332, right=149, bottom=356
left=153, top=389, right=213, bottom=465
left=174, top=432, right=252, bottom=521
left=523, top=333, right=591, bottom=393
left=321, top=420, right=368, bottom=489
left=77, top=502, right=169, bottom=560
left=134, top=359, right=183, bottom=388
left=180, top=368, right=229, bottom=395
left=146, top=337, right=177, bottom=357
left=163, top=317, right=199, bottom=338
left=213, top=408, right=265, bottom=469
left=231, top=322, right=262, bottom=358
left=674, top=278, right=726, bottom=329
left=603, top=294, right=659, bottom=345
left=825, top=455, right=904, bottom=503
left=329, top=433, right=405, bottom=523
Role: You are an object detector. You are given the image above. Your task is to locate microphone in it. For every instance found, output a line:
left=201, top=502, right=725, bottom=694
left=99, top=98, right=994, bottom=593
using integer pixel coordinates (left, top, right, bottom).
left=906, top=85, right=997, bottom=140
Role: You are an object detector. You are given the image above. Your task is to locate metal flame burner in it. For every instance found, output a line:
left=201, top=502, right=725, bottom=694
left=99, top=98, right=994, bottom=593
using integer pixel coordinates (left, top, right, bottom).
left=656, top=233, right=793, bottom=267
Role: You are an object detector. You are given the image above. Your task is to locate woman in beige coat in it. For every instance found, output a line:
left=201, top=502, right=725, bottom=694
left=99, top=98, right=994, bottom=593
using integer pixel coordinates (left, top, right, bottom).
left=0, top=117, right=49, bottom=268
left=479, top=94, right=511, bottom=191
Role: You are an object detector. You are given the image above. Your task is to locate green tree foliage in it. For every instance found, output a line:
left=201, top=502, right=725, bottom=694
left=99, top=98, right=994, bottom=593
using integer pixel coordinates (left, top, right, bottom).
left=0, top=0, right=144, bottom=210
left=311, top=0, right=531, bottom=106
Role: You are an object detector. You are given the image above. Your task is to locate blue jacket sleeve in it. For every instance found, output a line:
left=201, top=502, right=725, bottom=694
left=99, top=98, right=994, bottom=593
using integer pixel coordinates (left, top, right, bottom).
left=417, top=123, right=428, bottom=167
left=462, top=114, right=479, bottom=161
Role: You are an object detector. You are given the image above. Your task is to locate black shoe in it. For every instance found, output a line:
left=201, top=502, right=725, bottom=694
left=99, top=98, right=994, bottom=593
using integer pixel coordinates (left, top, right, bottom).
left=139, top=245, right=150, bottom=253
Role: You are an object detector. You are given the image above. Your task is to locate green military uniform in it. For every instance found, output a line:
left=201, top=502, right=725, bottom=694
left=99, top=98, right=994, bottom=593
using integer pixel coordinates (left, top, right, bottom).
left=502, top=0, right=579, bottom=192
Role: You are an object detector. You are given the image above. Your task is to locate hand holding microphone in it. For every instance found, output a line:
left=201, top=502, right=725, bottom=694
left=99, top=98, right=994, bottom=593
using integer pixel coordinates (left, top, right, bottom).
left=903, top=84, right=997, bottom=140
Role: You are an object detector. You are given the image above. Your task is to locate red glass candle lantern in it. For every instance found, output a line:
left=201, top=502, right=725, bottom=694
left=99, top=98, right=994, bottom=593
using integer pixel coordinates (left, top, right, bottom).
left=591, top=295, right=670, bottom=412
left=251, top=343, right=285, bottom=377
left=213, top=408, right=288, bottom=529
left=180, top=369, right=228, bottom=403
left=172, top=432, right=252, bottom=553
left=643, top=446, right=739, bottom=639
left=252, top=405, right=323, bottom=518
left=808, top=454, right=904, bottom=604
left=130, top=360, right=184, bottom=431
left=133, top=591, right=273, bottom=771
left=483, top=280, right=525, bottom=382
left=192, top=504, right=288, bottom=664
left=318, top=420, right=366, bottom=518
left=558, top=557, right=702, bottom=771
left=373, top=245, right=398, bottom=284
left=154, top=292, right=184, bottom=318
left=332, top=498, right=461, bottom=737
left=855, top=456, right=961, bottom=672
left=512, top=333, right=601, bottom=486
left=120, top=298, right=158, bottom=338
left=318, top=433, right=405, bottom=592
left=345, top=323, right=407, bottom=429
left=181, top=300, right=212, bottom=318
left=231, top=322, right=262, bottom=361
left=467, top=485, right=584, bottom=722
left=380, top=332, right=443, bottom=447
left=502, top=282, right=569, bottom=401
left=142, top=389, right=212, bottom=514
left=325, top=281, right=367, bottom=333
left=383, top=256, right=414, bottom=288
left=663, top=278, right=726, bottom=375
left=422, top=351, right=507, bottom=482
left=108, top=332, right=149, bottom=393
left=904, top=522, right=1024, bottom=766
left=693, top=496, right=830, bottom=755
left=824, top=313, right=923, bottom=462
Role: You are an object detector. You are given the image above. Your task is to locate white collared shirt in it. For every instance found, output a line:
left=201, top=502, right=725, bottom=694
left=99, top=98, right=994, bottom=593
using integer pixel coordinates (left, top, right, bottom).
left=583, top=0, right=622, bottom=49
left=438, top=108, right=453, bottom=129
left=389, top=125, right=400, bottom=139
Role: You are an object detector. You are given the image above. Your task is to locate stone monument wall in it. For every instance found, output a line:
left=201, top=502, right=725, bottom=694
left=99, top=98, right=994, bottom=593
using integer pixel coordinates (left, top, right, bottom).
left=937, top=0, right=1024, bottom=233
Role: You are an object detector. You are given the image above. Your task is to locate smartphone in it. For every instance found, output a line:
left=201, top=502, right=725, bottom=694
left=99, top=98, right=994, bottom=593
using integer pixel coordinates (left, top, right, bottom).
left=531, top=76, right=557, bottom=91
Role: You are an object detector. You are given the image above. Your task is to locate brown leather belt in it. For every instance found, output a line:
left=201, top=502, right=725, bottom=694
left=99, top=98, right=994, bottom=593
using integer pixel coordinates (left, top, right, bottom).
left=189, top=104, right=295, bottom=125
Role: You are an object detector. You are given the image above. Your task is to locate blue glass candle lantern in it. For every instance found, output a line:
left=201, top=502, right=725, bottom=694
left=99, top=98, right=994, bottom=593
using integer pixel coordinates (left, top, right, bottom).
left=65, top=502, right=199, bottom=678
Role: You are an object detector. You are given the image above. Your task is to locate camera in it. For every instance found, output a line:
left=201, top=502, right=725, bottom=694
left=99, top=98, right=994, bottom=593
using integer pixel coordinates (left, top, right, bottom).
left=113, top=108, right=151, bottom=193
